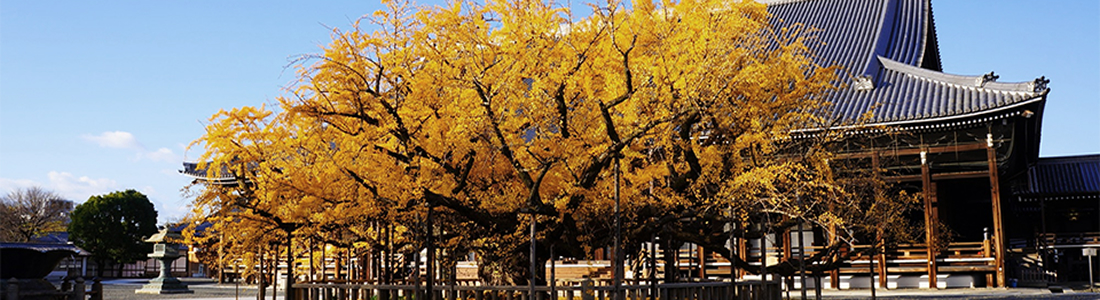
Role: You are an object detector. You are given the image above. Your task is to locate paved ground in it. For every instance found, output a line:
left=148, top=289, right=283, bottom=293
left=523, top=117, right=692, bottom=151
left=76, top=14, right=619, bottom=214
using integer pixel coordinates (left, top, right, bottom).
left=815, top=286, right=1100, bottom=299
left=80, top=278, right=1100, bottom=300
left=95, top=278, right=280, bottom=300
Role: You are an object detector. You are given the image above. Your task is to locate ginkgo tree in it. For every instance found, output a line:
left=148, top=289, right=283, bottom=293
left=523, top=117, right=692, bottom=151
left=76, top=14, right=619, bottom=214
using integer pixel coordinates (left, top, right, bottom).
left=186, top=0, right=918, bottom=286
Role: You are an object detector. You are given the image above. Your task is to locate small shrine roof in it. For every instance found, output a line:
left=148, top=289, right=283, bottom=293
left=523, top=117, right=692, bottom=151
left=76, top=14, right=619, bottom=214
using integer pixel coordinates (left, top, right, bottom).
left=180, top=161, right=240, bottom=185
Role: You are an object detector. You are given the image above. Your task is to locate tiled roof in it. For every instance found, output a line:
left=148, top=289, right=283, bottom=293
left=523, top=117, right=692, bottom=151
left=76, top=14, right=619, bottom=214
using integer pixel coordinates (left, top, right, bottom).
left=826, top=57, right=1046, bottom=127
left=180, top=161, right=239, bottom=185
left=0, top=242, right=88, bottom=256
left=767, top=0, right=1048, bottom=128
left=32, top=231, right=69, bottom=244
left=1017, top=155, right=1100, bottom=200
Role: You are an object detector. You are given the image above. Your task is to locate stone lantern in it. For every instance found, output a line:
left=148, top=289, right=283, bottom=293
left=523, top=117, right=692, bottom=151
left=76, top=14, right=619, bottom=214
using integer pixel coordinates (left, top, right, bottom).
left=134, top=226, right=193, bottom=294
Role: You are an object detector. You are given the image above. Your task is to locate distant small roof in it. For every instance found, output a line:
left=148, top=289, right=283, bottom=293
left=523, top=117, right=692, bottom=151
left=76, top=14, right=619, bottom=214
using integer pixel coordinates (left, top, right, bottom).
left=0, top=242, right=89, bottom=256
left=32, top=231, right=69, bottom=244
left=1016, top=155, right=1100, bottom=201
left=180, top=161, right=240, bottom=185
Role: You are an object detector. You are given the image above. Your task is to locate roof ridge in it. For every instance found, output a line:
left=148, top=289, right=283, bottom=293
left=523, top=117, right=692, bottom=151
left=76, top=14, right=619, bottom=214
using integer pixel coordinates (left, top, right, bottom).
left=755, top=0, right=813, bottom=6
left=876, top=55, right=1046, bottom=94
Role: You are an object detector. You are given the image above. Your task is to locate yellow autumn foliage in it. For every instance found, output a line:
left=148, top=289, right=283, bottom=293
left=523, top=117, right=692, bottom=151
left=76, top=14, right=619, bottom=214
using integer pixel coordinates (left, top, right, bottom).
left=183, top=0, right=911, bottom=282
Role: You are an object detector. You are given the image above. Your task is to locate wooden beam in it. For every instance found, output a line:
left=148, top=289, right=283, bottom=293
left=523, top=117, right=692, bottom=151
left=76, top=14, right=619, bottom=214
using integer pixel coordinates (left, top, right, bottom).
left=886, top=174, right=922, bottom=183
left=837, top=143, right=988, bottom=159
left=885, top=170, right=992, bottom=183
left=987, top=144, right=1006, bottom=287
left=920, top=150, right=939, bottom=289
left=932, top=170, right=991, bottom=181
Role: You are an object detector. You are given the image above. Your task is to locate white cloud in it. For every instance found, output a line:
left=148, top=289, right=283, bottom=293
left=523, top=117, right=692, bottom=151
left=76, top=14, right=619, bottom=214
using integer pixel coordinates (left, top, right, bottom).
left=82, top=131, right=142, bottom=150
left=0, top=178, right=39, bottom=195
left=0, top=174, right=190, bottom=224
left=82, top=131, right=181, bottom=163
left=47, top=171, right=118, bottom=201
left=143, top=147, right=177, bottom=162
left=0, top=172, right=119, bottom=202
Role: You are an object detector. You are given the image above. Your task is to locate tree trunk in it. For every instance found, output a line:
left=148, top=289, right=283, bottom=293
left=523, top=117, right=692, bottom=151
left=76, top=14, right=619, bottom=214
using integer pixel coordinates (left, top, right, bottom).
left=869, top=244, right=877, bottom=300
left=663, top=239, right=678, bottom=283
left=285, top=234, right=294, bottom=300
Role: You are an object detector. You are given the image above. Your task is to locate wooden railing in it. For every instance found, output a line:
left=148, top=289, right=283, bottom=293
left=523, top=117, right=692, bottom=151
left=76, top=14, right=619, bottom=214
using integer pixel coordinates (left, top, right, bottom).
left=291, top=280, right=780, bottom=300
left=1038, top=232, right=1100, bottom=247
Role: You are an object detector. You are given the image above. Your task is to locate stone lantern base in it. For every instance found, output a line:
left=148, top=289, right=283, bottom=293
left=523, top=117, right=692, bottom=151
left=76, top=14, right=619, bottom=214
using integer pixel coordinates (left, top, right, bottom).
left=134, top=251, right=193, bottom=294
left=134, top=276, right=193, bottom=294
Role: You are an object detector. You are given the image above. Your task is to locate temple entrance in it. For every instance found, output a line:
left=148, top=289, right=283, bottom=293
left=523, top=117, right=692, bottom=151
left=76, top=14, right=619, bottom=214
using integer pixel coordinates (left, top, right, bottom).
left=937, top=178, right=995, bottom=242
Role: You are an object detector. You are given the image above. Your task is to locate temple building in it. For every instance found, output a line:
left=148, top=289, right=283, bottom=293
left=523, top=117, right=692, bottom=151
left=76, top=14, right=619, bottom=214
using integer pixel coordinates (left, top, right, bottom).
left=749, top=0, right=1097, bottom=290
left=1009, top=155, right=1100, bottom=285
left=753, top=0, right=1049, bottom=289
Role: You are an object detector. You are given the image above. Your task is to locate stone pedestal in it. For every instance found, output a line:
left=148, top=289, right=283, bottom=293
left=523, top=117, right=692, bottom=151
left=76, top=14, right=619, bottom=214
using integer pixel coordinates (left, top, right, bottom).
left=134, top=256, right=193, bottom=294
left=134, top=276, right=193, bottom=294
left=135, top=228, right=193, bottom=294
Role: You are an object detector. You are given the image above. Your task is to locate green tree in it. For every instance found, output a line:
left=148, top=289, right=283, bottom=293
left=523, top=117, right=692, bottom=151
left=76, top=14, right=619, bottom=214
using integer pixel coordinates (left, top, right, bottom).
left=0, top=187, right=74, bottom=242
left=68, top=189, right=159, bottom=277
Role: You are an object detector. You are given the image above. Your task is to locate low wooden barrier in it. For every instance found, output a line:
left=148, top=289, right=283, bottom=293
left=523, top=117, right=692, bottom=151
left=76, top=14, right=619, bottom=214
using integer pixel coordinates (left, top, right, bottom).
left=291, top=280, right=780, bottom=300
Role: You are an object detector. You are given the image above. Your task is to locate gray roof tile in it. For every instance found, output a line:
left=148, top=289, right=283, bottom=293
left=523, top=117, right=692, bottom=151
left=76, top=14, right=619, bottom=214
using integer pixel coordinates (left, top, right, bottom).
left=767, top=0, right=1048, bottom=127
left=1017, top=155, right=1100, bottom=199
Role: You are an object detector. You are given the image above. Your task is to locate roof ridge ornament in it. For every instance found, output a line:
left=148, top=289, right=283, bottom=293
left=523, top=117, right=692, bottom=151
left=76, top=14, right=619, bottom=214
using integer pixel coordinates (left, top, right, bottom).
left=1031, top=76, right=1050, bottom=92
left=854, top=75, right=874, bottom=91
left=977, top=71, right=999, bottom=87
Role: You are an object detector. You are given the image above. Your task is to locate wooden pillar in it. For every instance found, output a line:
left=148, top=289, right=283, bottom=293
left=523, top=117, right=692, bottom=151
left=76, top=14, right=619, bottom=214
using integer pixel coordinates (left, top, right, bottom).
left=218, top=232, right=225, bottom=284
left=987, top=138, right=1006, bottom=287
left=782, top=222, right=792, bottom=273
left=336, top=250, right=343, bottom=280
left=872, top=153, right=888, bottom=289
left=737, top=235, right=747, bottom=279
left=920, top=150, right=939, bottom=289
left=878, top=249, right=888, bottom=289
left=311, top=239, right=318, bottom=282
left=697, top=244, right=706, bottom=279
left=983, top=237, right=993, bottom=286
left=830, top=226, right=840, bottom=289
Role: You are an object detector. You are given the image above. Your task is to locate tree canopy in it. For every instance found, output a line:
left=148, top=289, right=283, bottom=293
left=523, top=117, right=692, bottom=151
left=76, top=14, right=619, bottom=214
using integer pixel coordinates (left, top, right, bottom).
left=186, top=0, right=922, bottom=284
left=0, top=187, right=73, bottom=242
left=69, top=189, right=159, bottom=277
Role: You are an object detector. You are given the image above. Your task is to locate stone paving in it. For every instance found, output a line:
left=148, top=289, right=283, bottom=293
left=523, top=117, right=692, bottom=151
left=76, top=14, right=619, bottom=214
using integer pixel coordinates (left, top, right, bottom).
left=97, top=278, right=279, bottom=300
left=93, top=277, right=1100, bottom=300
left=815, top=286, right=1100, bottom=300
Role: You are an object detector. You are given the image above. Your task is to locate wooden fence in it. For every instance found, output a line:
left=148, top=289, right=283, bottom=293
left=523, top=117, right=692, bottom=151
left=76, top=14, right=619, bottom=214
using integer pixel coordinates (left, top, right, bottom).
left=291, top=280, right=779, bottom=300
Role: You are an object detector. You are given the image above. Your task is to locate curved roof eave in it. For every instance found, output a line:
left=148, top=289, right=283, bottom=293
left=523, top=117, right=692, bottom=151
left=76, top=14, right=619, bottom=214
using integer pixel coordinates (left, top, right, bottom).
left=793, top=55, right=1048, bottom=134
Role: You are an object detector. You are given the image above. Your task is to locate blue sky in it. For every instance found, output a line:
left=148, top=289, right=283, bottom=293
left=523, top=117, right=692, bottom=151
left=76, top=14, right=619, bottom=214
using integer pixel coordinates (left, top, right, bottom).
left=2, top=0, right=1097, bottom=224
